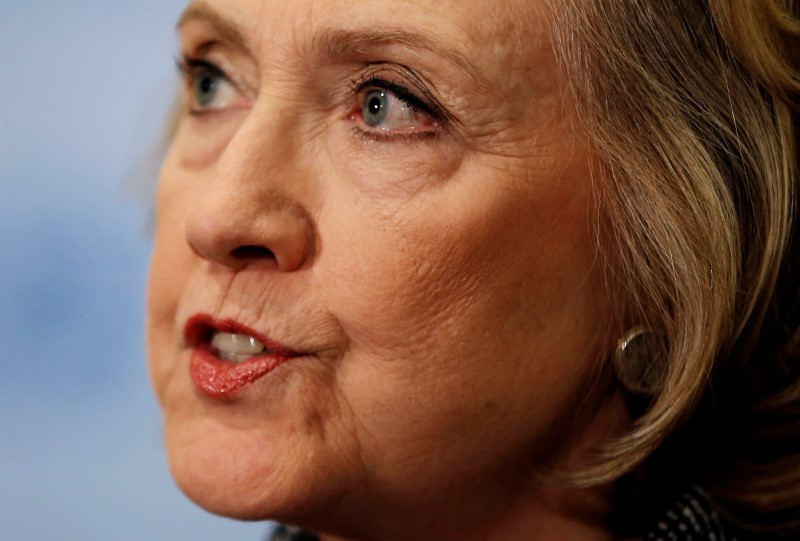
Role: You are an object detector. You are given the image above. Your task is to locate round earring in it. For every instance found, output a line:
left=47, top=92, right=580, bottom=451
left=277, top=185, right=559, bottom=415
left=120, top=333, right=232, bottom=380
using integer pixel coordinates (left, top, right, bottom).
left=613, top=326, right=665, bottom=395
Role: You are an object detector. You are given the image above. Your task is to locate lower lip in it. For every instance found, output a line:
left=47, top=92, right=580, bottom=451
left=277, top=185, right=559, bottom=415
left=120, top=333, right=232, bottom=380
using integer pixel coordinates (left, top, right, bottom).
left=189, top=347, right=290, bottom=399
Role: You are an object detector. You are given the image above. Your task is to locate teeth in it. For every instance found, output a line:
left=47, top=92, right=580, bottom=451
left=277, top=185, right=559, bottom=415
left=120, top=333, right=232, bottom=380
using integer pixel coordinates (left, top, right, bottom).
left=211, top=332, right=272, bottom=364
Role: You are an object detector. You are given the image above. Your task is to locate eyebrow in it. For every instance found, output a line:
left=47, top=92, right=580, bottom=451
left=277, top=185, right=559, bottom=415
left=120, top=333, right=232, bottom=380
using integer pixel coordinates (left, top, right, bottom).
left=311, top=28, right=481, bottom=82
left=177, top=2, right=247, bottom=50
left=178, top=2, right=484, bottom=84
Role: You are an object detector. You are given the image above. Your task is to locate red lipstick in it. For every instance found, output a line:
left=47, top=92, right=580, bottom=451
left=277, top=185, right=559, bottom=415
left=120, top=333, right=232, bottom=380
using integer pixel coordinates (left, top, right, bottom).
left=184, top=315, right=298, bottom=399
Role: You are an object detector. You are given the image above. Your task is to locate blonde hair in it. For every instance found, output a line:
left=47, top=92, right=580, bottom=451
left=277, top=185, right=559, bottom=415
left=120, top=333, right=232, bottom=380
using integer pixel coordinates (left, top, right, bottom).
left=547, top=0, right=800, bottom=535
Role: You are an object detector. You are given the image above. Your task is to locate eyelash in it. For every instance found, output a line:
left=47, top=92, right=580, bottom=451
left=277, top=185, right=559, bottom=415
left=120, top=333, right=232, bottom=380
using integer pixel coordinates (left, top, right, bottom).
left=177, top=56, right=230, bottom=116
left=347, top=73, right=444, bottom=141
left=177, top=55, right=219, bottom=76
left=176, top=55, right=446, bottom=140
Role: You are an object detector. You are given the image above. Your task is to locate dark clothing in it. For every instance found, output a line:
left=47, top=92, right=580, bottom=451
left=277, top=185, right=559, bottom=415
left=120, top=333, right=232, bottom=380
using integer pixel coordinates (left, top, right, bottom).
left=643, top=486, right=739, bottom=541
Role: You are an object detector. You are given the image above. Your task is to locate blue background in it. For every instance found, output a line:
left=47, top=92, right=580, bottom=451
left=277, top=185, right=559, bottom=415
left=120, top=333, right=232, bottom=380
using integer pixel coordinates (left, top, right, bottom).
left=1, top=1, right=272, bottom=539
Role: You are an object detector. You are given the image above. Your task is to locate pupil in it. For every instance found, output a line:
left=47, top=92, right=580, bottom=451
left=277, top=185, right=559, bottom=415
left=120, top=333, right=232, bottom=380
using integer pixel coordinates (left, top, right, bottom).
left=201, top=77, right=214, bottom=94
left=368, top=96, right=382, bottom=115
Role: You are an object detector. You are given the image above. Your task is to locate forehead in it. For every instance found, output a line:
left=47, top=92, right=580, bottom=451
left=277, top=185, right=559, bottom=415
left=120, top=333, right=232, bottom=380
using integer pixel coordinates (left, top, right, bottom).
left=180, top=0, right=553, bottom=88
left=189, top=0, right=545, bottom=38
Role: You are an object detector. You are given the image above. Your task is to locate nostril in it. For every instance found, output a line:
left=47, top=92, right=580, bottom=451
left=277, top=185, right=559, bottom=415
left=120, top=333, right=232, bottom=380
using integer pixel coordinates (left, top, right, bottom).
left=230, top=245, right=276, bottom=260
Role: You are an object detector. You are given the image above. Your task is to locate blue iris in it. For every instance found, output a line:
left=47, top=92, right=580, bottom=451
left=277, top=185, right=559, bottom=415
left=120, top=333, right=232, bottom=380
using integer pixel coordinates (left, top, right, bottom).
left=363, top=89, right=389, bottom=127
left=193, top=71, right=220, bottom=108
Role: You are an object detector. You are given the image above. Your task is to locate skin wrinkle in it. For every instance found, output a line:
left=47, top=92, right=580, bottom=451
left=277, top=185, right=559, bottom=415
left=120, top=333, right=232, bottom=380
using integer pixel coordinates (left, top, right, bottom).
left=180, top=1, right=552, bottom=147
left=310, top=28, right=484, bottom=88
left=178, top=2, right=248, bottom=50
left=148, top=1, right=625, bottom=540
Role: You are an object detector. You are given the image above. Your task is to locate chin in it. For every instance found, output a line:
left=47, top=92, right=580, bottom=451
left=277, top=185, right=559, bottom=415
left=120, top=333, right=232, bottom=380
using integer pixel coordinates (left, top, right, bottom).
left=163, top=409, right=353, bottom=524
left=166, top=417, right=272, bottom=519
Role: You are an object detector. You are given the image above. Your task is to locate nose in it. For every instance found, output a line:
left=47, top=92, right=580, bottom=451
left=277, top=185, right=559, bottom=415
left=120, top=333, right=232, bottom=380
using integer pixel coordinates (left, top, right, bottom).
left=186, top=196, right=312, bottom=271
left=184, top=111, right=314, bottom=272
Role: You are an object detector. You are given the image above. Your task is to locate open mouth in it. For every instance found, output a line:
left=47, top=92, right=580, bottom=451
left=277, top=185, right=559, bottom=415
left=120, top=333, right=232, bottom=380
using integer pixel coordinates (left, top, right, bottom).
left=209, top=331, right=275, bottom=363
left=184, top=315, right=300, bottom=399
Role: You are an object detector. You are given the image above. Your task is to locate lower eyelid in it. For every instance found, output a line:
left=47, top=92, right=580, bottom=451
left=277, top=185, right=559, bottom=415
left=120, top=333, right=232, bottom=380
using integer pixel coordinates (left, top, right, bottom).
left=349, top=124, right=442, bottom=143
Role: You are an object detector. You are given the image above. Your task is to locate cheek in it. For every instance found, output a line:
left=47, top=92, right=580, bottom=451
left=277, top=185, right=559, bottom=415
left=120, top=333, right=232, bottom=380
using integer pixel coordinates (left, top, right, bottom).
left=146, top=158, right=197, bottom=403
left=321, top=168, right=596, bottom=361
left=329, top=127, right=465, bottom=199
left=312, top=154, right=604, bottom=461
left=173, top=114, right=244, bottom=169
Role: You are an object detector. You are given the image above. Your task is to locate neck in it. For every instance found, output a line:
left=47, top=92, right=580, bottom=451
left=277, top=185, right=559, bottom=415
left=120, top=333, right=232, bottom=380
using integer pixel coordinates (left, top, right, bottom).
left=314, top=474, right=619, bottom=541
left=483, top=477, right=619, bottom=541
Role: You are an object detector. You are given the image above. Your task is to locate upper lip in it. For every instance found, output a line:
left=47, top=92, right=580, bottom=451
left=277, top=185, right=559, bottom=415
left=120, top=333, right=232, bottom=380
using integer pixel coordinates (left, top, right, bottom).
left=183, top=314, right=301, bottom=357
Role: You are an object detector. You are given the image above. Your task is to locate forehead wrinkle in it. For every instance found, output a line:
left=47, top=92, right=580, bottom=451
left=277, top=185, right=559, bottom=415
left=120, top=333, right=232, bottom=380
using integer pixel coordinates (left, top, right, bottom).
left=177, top=1, right=249, bottom=51
left=309, top=28, right=488, bottom=89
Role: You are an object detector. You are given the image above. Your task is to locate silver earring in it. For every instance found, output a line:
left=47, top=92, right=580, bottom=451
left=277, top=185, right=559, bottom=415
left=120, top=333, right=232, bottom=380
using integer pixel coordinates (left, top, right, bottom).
left=613, top=326, right=665, bottom=395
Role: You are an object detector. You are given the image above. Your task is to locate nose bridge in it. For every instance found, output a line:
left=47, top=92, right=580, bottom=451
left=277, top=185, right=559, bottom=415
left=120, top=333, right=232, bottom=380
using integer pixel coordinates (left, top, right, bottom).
left=185, top=93, right=314, bottom=272
left=222, top=91, right=299, bottom=191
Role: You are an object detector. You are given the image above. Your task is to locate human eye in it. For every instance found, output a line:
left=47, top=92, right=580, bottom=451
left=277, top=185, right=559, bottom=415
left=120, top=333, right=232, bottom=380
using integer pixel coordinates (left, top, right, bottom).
left=349, top=75, right=441, bottom=139
left=178, top=56, right=246, bottom=115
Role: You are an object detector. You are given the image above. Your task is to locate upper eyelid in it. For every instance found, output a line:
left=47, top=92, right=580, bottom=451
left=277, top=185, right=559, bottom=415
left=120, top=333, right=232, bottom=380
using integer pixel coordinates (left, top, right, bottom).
left=349, top=64, right=451, bottom=119
left=175, top=53, right=458, bottom=135
left=178, top=51, right=259, bottom=104
left=177, top=55, right=227, bottom=81
left=177, top=56, right=245, bottom=116
left=352, top=77, right=439, bottom=118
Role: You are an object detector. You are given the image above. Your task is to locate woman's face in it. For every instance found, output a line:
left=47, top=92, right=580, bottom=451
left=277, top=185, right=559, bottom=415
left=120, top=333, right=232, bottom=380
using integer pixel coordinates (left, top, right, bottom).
left=149, top=0, right=612, bottom=535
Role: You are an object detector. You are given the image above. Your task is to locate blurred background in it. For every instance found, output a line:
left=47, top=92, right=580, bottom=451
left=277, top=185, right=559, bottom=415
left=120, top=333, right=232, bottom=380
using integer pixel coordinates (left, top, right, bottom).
left=0, top=1, right=272, bottom=539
